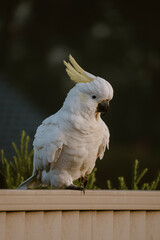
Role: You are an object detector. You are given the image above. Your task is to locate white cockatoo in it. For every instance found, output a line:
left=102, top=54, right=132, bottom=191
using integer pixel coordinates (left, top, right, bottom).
left=18, top=55, right=113, bottom=191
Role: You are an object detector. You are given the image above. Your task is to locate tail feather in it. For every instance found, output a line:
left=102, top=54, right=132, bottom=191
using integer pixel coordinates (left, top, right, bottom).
left=17, top=175, right=41, bottom=189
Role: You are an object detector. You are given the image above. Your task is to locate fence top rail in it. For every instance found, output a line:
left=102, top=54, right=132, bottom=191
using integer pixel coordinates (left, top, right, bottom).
left=0, top=190, right=160, bottom=211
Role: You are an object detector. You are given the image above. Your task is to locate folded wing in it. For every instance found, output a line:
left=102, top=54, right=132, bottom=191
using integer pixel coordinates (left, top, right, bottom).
left=33, top=117, right=64, bottom=174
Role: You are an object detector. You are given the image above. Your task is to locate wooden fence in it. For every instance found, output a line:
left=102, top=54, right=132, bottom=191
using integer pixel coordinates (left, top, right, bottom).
left=0, top=190, right=160, bottom=240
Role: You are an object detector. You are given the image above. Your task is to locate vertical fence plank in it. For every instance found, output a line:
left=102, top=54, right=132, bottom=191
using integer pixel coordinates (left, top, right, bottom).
left=25, top=211, right=44, bottom=240
left=5, top=212, right=25, bottom=240
left=113, top=211, right=130, bottom=240
left=43, top=211, right=61, bottom=240
left=61, top=211, right=79, bottom=240
left=92, top=211, right=114, bottom=240
left=130, top=211, right=146, bottom=240
left=146, top=211, right=160, bottom=240
left=91, top=211, right=97, bottom=240
left=79, top=211, right=92, bottom=240
left=0, top=212, right=6, bottom=240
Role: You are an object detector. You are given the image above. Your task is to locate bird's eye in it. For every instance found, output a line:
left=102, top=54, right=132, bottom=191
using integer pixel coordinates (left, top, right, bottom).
left=92, top=95, right=96, bottom=99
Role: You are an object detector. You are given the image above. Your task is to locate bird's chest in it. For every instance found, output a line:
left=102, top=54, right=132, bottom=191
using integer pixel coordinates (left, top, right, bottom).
left=61, top=126, right=103, bottom=172
left=66, top=125, right=102, bottom=153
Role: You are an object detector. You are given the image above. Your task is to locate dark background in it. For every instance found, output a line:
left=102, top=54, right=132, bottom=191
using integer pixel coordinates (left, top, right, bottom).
left=0, top=0, right=160, bottom=188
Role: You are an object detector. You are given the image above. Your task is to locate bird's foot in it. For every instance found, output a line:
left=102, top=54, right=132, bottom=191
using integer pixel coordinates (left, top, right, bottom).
left=66, top=184, right=85, bottom=193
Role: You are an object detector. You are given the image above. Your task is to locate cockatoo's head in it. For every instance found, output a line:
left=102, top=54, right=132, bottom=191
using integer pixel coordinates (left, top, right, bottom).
left=63, top=55, right=113, bottom=120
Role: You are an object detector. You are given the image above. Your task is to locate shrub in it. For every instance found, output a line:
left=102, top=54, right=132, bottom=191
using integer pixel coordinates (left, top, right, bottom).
left=0, top=130, right=33, bottom=189
left=106, top=159, right=160, bottom=190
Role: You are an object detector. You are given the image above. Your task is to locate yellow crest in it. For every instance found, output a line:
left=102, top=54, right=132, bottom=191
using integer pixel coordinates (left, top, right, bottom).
left=63, top=55, right=94, bottom=83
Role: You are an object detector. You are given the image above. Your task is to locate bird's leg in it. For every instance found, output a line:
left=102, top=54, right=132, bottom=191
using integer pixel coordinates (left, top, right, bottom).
left=78, top=175, right=88, bottom=188
left=83, top=175, right=88, bottom=188
left=78, top=177, right=83, bottom=187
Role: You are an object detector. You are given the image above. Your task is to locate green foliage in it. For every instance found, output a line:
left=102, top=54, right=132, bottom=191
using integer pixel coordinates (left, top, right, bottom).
left=107, top=177, right=128, bottom=190
left=132, top=159, right=148, bottom=190
left=87, top=168, right=98, bottom=189
left=141, top=171, right=160, bottom=190
left=107, top=159, right=160, bottom=190
left=0, top=130, right=33, bottom=189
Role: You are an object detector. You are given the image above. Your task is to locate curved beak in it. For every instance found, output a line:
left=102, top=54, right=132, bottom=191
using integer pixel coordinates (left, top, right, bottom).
left=97, top=100, right=109, bottom=114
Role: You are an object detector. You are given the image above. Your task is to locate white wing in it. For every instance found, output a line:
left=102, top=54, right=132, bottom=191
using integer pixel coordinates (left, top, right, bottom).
left=33, top=114, right=64, bottom=173
left=97, top=123, right=110, bottom=160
